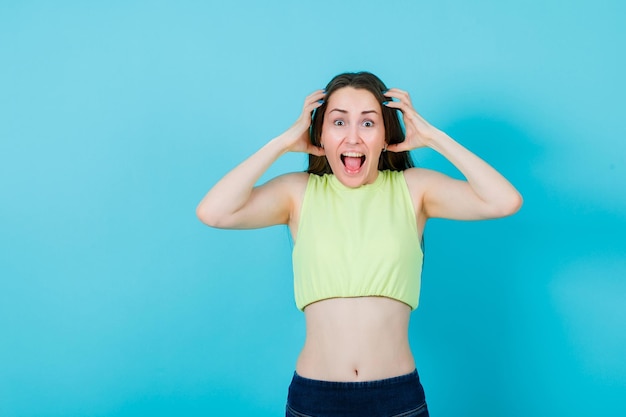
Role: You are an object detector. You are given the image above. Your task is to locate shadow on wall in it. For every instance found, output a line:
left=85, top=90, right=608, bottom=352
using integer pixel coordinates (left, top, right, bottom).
left=411, top=108, right=626, bottom=417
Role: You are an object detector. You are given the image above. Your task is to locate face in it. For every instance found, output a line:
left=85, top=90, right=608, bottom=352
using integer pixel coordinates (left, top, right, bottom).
left=320, top=87, right=386, bottom=188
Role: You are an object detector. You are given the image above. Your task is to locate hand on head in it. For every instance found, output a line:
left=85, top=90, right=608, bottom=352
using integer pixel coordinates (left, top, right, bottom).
left=382, top=88, right=438, bottom=153
left=283, top=90, right=327, bottom=156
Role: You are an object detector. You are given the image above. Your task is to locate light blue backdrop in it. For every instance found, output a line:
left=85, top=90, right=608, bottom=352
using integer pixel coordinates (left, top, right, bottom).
left=1, top=1, right=625, bottom=416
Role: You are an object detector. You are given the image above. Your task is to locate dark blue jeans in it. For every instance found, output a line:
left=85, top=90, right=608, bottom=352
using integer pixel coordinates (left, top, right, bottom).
left=286, top=369, right=429, bottom=417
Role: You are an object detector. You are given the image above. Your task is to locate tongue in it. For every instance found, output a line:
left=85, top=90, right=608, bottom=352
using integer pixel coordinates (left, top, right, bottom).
left=344, top=156, right=362, bottom=171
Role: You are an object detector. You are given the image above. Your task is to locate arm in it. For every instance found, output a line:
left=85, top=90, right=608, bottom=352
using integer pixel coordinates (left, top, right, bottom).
left=196, top=90, right=326, bottom=229
left=385, top=88, right=523, bottom=220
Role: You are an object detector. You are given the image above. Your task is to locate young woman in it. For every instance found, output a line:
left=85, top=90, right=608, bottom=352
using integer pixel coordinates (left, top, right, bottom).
left=197, top=72, right=522, bottom=417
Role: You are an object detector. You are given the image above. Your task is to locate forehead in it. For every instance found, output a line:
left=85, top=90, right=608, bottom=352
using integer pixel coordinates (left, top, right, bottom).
left=327, top=87, right=380, bottom=110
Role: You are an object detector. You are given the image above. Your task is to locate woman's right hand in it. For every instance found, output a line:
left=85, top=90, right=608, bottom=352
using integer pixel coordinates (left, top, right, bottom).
left=197, top=89, right=326, bottom=229
left=279, top=89, right=326, bottom=156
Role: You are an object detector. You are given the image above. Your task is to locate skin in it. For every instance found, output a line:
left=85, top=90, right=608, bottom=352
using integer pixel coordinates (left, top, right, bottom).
left=196, top=86, right=522, bottom=381
left=320, top=87, right=386, bottom=188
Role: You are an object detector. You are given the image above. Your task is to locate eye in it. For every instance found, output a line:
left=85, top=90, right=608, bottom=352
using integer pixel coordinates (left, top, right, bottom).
left=363, top=120, right=374, bottom=127
left=333, top=120, right=345, bottom=126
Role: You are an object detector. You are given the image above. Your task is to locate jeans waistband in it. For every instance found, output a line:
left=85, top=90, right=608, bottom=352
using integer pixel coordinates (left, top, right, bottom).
left=291, top=369, right=419, bottom=390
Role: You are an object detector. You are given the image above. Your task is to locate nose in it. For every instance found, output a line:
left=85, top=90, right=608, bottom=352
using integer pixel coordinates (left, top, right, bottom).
left=346, top=124, right=361, bottom=144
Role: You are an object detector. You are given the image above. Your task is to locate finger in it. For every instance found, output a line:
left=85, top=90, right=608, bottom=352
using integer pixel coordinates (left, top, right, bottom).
left=383, top=88, right=411, bottom=103
left=305, top=89, right=326, bottom=104
left=382, top=99, right=413, bottom=114
left=302, top=90, right=325, bottom=114
left=308, top=98, right=324, bottom=111
left=306, top=88, right=326, bottom=98
left=385, top=142, right=410, bottom=153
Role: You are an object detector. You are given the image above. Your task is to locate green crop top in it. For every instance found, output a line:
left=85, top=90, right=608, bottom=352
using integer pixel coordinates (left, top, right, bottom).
left=292, top=170, right=424, bottom=311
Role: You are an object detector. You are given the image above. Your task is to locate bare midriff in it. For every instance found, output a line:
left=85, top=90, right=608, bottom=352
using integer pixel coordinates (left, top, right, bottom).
left=296, top=296, right=415, bottom=382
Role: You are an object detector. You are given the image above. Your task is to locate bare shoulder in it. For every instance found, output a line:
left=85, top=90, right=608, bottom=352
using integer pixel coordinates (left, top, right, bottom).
left=400, top=168, right=440, bottom=234
left=402, top=167, right=443, bottom=193
left=401, top=167, right=454, bottom=216
left=270, top=172, right=309, bottom=237
left=267, top=171, right=309, bottom=195
left=262, top=172, right=310, bottom=214
left=276, top=171, right=310, bottom=184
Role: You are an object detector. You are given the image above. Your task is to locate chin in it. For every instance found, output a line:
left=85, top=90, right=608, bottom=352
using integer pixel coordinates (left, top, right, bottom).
left=334, top=164, right=378, bottom=188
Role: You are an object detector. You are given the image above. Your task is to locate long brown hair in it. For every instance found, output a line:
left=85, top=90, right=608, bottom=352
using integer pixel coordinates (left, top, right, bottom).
left=307, top=72, right=414, bottom=175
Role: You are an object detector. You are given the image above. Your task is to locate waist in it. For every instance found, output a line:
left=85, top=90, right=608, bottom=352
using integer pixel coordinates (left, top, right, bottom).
left=286, top=368, right=428, bottom=416
left=296, top=297, right=415, bottom=381
left=291, top=369, right=419, bottom=389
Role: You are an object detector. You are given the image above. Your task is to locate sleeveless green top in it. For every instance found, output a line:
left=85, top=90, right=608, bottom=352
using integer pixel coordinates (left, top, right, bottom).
left=292, top=170, right=424, bottom=311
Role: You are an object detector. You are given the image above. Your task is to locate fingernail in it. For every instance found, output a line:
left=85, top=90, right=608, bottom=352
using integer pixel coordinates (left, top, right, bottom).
left=382, top=101, right=389, bottom=105
left=317, top=99, right=324, bottom=104
left=382, top=89, right=388, bottom=94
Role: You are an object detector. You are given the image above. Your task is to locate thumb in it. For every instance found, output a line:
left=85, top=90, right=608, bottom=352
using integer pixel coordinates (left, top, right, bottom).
left=385, top=143, right=409, bottom=153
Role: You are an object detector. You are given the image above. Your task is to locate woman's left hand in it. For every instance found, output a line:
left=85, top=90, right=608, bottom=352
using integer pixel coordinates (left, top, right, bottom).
left=382, top=88, right=439, bottom=152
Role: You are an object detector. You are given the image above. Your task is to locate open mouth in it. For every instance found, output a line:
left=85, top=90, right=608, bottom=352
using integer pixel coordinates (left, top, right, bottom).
left=340, top=152, right=366, bottom=173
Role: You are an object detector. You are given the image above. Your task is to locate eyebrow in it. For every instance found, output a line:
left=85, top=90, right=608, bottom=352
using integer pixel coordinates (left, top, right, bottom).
left=328, top=108, right=379, bottom=115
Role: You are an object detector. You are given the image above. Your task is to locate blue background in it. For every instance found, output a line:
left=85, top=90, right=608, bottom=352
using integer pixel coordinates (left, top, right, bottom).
left=1, top=1, right=625, bottom=416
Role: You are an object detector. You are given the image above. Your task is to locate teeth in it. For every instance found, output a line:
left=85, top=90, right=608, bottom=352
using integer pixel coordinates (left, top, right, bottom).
left=342, top=152, right=364, bottom=157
